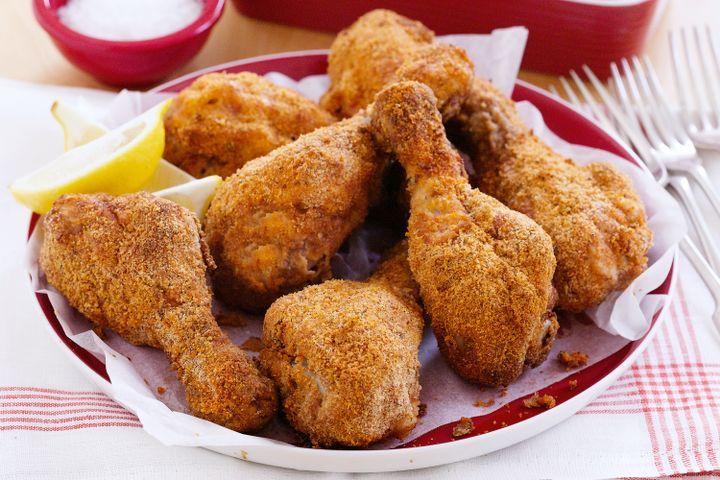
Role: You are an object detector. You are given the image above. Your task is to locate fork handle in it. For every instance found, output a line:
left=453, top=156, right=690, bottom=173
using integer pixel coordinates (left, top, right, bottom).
left=687, top=164, right=720, bottom=218
left=680, top=236, right=720, bottom=334
left=668, top=175, right=720, bottom=272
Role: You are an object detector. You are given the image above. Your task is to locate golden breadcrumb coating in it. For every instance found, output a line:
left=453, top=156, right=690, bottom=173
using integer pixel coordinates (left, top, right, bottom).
left=164, top=72, right=335, bottom=178
left=320, top=9, right=473, bottom=120
left=39, top=193, right=277, bottom=432
left=204, top=114, right=385, bottom=312
left=260, top=242, right=424, bottom=447
left=448, top=79, right=653, bottom=312
left=370, top=81, right=558, bottom=386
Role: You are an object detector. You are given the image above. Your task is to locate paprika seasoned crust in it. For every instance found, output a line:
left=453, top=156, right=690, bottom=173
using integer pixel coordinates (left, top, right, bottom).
left=164, top=72, right=335, bottom=178
left=204, top=114, right=386, bottom=312
left=40, top=192, right=277, bottom=432
left=260, top=242, right=424, bottom=447
left=320, top=9, right=473, bottom=120
left=448, top=78, right=653, bottom=312
left=370, top=81, right=558, bottom=386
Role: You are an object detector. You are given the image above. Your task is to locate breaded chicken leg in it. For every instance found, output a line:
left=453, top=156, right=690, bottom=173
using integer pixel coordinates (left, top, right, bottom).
left=260, top=242, right=423, bottom=447
left=204, top=114, right=385, bottom=312
left=164, top=72, right=335, bottom=178
left=320, top=9, right=473, bottom=120
left=370, top=82, right=558, bottom=386
left=40, top=193, right=277, bottom=432
left=448, top=79, right=653, bottom=311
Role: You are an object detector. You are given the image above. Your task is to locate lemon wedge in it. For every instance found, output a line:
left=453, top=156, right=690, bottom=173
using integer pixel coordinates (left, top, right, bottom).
left=154, top=175, right=222, bottom=220
left=50, top=99, right=195, bottom=192
left=49, top=99, right=219, bottom=219
left=50, top=100, right=108, bottom=151
left=11, top=100, right=170, bottom=214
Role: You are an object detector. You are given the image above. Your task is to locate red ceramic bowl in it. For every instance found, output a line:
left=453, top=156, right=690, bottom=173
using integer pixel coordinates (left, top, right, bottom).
left=32, top=0, right=225, bottom=87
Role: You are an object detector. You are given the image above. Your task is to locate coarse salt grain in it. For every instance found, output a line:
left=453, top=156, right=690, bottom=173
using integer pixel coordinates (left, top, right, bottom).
left=58, top=0, right=205, bottom=42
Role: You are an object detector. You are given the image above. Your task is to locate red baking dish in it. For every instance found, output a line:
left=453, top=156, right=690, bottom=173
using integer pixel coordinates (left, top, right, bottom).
left=232, top=0, right=664, bottom=78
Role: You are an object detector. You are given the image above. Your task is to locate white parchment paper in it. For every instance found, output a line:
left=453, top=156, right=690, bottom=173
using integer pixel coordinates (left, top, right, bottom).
left=25, top=27, right=683, bottom=450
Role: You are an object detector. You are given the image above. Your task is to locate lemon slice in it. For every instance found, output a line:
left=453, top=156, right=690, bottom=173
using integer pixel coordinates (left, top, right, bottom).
left=154, top=175, right=222, bottom=220
left=51, top=99, right=195, bottom=192
left=51, top=100, right=108, bottom=151
left=11, top=100, right=170, bottom=214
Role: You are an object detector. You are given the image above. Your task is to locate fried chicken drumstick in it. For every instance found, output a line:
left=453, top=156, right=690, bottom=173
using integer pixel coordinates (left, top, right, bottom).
left=320, top=9, right=473, bottom=120
left=260, top=242, right=423, bottom=447
left=448, top=79, right=653, bottom=311
left=204, top=114, right=384, bottom=312
left=371, top=82, right=558, bottom=386
left=40, top=193, right=277, bottom=432
left=164, top=72, right=334, bottom=178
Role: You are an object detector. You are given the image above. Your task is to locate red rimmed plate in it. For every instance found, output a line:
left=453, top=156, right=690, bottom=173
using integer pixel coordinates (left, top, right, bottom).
left=28, top=51, right=676, bottom=472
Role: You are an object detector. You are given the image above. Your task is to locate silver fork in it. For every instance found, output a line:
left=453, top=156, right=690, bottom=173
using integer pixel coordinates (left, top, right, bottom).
left=556, top=67, right=720, bottom=330
left=580, top=59, right=720, bottom=271
left=670, top=26, right=720, bottom=149
left=613, top=56, right=720, bottom=221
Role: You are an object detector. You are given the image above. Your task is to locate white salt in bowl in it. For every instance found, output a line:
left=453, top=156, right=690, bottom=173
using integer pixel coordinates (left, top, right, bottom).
left=33, top=0, right=226, bottom=87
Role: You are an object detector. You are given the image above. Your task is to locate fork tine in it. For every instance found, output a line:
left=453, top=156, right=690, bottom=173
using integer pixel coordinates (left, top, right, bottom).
left=581, top=64, right=665, bottom=183
left=700, top=25, right=720, bottom=126
left=692, top=26, right=720, bottom=128
left=610, top=62, right=643, bottom=137
left=630, top=56, right=677, bottom=146
left=681, top=27, right=712, bottom=130
left=558, top=74, right=622, bottom=142
left=567, top=70, right=616, bottom=134
left=606, top=78, right=632, bottom=145
left=620, top=57, right=665, bottom=149
left=669, top=29, right=695, bottom=128
left=558, top=76, right=585, bottom=111
left=642, top=55, right=691, bottom=142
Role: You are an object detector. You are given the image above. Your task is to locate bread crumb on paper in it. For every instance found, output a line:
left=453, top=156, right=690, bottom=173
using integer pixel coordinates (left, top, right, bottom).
left=523, top=392, right=556, bottom=409
left=557, top=351, right=588, bottom=370
left=474, top=398, right=495, bottom=408
left=499, top=387, right=508, bottom=397
left=568, top=379, right=578, bottom=390
left=452, top=417, right=475, bottom=438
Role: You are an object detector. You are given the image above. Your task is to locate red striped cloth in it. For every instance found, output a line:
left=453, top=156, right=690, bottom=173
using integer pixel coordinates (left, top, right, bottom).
left=581, top=281, right=720, bottom=476
left=0, top=386, right=141, bottom=432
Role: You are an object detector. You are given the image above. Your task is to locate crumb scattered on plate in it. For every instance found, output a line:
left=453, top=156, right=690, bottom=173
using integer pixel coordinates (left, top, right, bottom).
left=568, top=379, right=578, bottom=390
left=157, top=386, right=166, bottom=395
left=557, top=351, right=588, bottom=369
left=523, top=392, right=556, bottom=409
left=499, top=387, right=508, bottom=397
left=474, top=398, right=495, bottom=408
left=452, top=417, right=475, bottom=438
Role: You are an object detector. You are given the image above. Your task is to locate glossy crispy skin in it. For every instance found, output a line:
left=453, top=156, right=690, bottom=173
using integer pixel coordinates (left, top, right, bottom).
left=39, top=193, right=277, bottom=432
left=449, top=79, right=653, bottom=312
left=204, top=114, right=385, bottom=312
left=371, top=82, right=558, bottom=386
left=320, top=9, right=473, bottom=120
left=164, top=72, right=335, bottom=178
left=260, top=243, right=424, bottom=447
